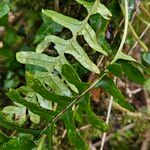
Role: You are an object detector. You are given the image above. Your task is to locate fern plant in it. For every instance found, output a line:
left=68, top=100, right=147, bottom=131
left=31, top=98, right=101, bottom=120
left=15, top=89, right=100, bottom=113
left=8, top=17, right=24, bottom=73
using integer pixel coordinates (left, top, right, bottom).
left=0, top=0, right=150, bottom=149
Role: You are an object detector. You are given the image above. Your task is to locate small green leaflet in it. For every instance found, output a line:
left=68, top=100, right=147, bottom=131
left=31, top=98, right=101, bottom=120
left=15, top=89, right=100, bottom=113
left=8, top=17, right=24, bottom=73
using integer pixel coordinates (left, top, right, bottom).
left=63, top=111, right=88, bottom=150
left=2, top=105, right=26, bottom=125
left=76, top=0, right=112, bottom=20
left=0, top=3, right=10, bottom=18
left=7, top=89, right=56, bottom=121
left=108, top=61, right=146, bottom=85
left=143, top=52, right=150, bottom=65
left=34, top=15, right=63, bottom=43
left=0, top=112, right=40, bottom=135
left=82, top=94, right=109, bottom=132
left=111, top=52, right=136, bottom=64
left=16, top=51, right=57, bottom=71
left=119, top=60, right=146, bottom=85
left=34, top=72, right=72, bottom=96
left=107, top=63, right=123, bottom=77
left=27, top=76, right=73, bottom=107
left=61, top=64, right=88, bottom=92
left=95, top=76, right=134, bottom=111
left=42, top=9, right=108, bottom=55
left=42, top=9, right=81, bottom=34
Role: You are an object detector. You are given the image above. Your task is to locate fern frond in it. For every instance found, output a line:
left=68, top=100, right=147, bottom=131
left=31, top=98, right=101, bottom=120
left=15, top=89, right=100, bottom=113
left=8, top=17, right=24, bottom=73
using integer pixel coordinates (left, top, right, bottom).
left=6, top=0, right=113, bottom=148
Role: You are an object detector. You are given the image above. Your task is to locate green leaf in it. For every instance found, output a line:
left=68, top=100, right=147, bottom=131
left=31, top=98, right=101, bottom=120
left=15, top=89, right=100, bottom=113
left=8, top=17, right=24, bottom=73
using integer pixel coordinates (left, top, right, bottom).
left=111, top=52, right=136, bottom=64
left=98, top=35, right=112, bottom=54
left=61, top=64, right=88, bottom=92
left=107, top=63, right=122, bottom=77
left=16, top=51, right=57, bottom=71
left=35, top=15, right=62, bottom=43
left=0, top=112, right=40, bottom=135
left=7, top=89, right=56, bottom=121
left=36, top=94, right=52, bottom=110
left=35, top=35, right=100, bottom=73
left=41, top=9, right=107, bottom=56
left=34, top=71, right=72, bottom=97
left=0, top=134, right=35, bottom=150
left=134, top=62, right=150, bottom=76
left=28, top=111, right=40, bottom=124
left=119, top=60, right=146, bottom=85
left=3, top=27, right=19, bottom=45
left=17, top=45, right=99, bottom=74
left=0, top=131, right=11, bottom=144
left=66, top=39, right=100, bottom=73
left=0, top=3, right=10, bottom=18
left=82, top=94, right=109, bottom=132
left=2, top=105, right=26, bottom=125
left=63, top=111, right=88, bottom=150
left=95, top=76, right=134, bottom=111
left=143, top=52, right=150, bottom=65
left=76, top=0, right=112, bottom=20
left=26, top=93, right=40, bottom=124
left=42, top=9, right=81, bottom=34
left=27, top=75, right=73, bottom=106
left=81, top=23, right=108, bottom=55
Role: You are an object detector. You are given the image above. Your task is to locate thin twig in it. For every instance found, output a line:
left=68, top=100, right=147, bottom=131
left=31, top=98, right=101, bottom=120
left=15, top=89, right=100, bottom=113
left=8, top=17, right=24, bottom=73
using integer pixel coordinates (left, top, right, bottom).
left=140, top=4, right=150, bottom=19
left=100, top=78, right=116, bottom=150
left=128, top=24, right=150, bottom=55
left=128, top=23, right=148, bottom=52
left=113, top=103, right=150, bottom=121
left=100, top=96, right=113, bottom=150
left=94, top=123, right=135, bottom=147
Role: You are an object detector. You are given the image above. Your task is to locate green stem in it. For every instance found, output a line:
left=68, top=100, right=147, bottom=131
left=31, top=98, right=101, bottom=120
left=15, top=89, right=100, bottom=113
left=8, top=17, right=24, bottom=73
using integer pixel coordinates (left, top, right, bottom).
left=111, top=0, right=129, bottom=64
left=37, top=134, right=47, bottom=150
left=119, top=1, right=149, bottom=54
left=118, top=0, right=129, bottom=53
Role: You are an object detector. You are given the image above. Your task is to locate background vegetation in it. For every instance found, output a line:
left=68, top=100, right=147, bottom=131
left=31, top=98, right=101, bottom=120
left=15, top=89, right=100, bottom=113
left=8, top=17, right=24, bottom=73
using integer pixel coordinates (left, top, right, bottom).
left=0, top=0, right=150, bottom=149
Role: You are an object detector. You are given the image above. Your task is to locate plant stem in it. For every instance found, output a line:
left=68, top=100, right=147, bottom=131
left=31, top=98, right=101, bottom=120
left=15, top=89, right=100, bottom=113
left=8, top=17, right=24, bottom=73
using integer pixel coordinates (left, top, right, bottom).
left=111, top=0, right=129, bottom=64
left=100, top=96, right=113, bottom=150
left=37, top=134, right=47, bottom=150
left=118, top=0, right=129, bottom=54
